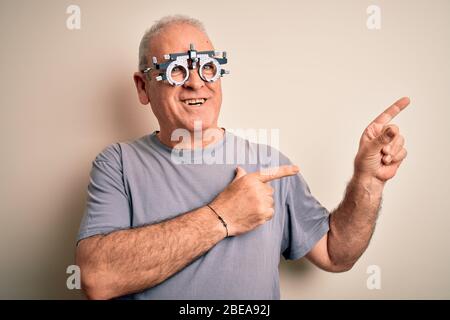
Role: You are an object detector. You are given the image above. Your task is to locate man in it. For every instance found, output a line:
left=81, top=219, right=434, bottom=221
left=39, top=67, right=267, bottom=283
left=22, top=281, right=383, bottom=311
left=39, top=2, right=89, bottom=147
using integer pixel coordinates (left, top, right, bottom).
left=76, top=15, right=409, bottom=300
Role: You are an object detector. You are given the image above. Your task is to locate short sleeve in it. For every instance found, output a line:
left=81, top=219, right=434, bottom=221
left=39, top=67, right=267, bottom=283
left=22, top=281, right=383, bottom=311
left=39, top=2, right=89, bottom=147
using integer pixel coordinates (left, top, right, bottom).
left=281, top=173, right=330, bottom=260
left=77, top=144, right=131, bottom=244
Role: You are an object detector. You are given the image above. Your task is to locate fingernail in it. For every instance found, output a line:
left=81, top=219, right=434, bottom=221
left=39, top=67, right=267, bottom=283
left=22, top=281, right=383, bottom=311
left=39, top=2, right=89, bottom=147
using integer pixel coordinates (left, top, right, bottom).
left=386, top=128, right=395, bottom=138
left=292, top=165, right=300, bottom=172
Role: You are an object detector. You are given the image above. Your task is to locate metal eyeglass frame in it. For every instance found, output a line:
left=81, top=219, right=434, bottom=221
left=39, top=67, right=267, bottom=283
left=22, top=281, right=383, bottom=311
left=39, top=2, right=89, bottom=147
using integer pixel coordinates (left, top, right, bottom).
left=141, top=43, right=229, bottom=86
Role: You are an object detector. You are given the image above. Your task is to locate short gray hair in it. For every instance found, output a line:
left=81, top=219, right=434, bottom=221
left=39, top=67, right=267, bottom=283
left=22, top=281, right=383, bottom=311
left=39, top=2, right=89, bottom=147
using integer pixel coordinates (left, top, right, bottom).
left=138, top=15, right=207, bottom=71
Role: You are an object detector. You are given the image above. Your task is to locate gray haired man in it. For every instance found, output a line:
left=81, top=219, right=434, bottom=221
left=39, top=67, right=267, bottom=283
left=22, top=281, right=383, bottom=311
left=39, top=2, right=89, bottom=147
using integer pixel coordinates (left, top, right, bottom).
left=76, top=15, right=409, bottom=300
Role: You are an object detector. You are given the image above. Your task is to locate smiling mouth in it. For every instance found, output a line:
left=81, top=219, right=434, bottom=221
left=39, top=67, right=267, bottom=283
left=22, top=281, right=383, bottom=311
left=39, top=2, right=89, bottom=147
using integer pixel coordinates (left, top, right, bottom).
left=181, top=98, right=207, bottom=106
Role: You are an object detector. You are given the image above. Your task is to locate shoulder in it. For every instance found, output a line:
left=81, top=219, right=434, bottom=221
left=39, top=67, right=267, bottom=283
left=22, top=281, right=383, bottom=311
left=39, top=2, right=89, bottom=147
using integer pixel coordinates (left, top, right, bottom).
left=95, top=143, right=123, bottom=164
left=94, top=134, right=150, bottom=164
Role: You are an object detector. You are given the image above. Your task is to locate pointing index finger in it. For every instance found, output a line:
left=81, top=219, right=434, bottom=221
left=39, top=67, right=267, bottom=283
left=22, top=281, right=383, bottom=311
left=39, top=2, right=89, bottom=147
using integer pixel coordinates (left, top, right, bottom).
left=254, top=165, right=300, bottom=183
left=371, top=97, right=410, bottom=125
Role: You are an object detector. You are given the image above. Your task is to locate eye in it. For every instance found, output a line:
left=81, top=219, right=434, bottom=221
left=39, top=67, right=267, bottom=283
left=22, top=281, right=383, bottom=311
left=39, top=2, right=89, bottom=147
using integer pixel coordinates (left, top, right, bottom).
left=203, top=63, right=213, bottom=70
left=172, top=66, right=183, bottom=73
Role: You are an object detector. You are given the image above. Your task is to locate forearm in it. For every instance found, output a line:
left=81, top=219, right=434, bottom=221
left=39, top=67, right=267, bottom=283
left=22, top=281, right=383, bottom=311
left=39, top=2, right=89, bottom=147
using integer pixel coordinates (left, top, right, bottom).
left=77, top=206, right=225, bottom=299
left=328, top=174, right=385, bottom=267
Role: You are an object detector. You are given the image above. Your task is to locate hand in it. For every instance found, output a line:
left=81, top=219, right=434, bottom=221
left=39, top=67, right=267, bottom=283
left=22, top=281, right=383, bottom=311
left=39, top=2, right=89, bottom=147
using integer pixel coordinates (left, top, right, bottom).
left=210, top=165, right=299, bottom=236
left=354, top=97, right=410, bottom=182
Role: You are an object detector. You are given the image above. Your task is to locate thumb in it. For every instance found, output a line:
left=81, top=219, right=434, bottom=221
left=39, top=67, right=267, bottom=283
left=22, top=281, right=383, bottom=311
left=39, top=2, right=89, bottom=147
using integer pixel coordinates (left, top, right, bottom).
left=373, top=125, right=398, bottom=149
left=232, top=166, right=247, bottom=182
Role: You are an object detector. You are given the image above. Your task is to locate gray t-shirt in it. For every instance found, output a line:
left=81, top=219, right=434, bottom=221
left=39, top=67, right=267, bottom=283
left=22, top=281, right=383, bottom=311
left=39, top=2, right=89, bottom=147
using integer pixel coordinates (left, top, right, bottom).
left=77, top=130, right=330, bottom=299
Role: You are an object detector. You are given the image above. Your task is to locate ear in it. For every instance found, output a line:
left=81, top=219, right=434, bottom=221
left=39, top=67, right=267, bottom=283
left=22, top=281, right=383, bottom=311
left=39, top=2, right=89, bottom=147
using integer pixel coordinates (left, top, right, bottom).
left=133, top=72, right=150, bottom=105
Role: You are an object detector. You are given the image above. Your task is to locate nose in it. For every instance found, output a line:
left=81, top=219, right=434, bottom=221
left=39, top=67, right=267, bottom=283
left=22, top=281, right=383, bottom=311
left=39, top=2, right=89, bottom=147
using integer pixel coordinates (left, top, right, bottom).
left=182, top=68, right=205, bottom=90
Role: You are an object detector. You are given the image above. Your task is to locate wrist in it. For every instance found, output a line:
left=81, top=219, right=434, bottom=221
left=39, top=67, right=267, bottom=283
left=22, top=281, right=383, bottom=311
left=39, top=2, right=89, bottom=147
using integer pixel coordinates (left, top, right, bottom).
left=206, top=204, right=229, bottom=238
left=202, top=204, right=228, bottom=239
left=352, top=171, right=385, bottom=193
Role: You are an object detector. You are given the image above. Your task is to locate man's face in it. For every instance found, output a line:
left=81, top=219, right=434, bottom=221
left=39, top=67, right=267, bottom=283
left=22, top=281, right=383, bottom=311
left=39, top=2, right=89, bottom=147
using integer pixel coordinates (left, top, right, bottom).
left=143, top=24, right=223, bottom=134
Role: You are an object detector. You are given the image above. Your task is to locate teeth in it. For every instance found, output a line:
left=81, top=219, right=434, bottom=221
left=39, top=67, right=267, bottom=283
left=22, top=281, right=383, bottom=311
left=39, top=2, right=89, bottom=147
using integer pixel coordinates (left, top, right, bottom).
left=183, top=98, right=206, bottom=105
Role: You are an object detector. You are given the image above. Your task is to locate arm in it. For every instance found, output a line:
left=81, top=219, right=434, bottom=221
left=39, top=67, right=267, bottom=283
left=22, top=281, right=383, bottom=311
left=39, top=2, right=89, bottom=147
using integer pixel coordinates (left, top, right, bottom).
left=307, top=175, right=384, bottom=272
left=307, top=97, right=410, bottom=272
left=77, top=165, right=299, bottom=299
left=76, top=206, right=226, bottom=300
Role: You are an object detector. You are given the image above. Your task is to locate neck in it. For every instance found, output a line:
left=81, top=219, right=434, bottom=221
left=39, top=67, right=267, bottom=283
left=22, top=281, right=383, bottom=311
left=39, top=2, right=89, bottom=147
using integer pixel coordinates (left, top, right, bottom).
left=156, top=126, right=225, bottom=149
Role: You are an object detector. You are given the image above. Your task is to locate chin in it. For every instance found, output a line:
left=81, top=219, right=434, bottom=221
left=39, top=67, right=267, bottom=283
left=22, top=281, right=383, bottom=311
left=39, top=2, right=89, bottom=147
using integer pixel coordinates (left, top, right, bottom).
left=179, top=114, right=217, bottom=132
left=182, top=111, right=219, bottom=131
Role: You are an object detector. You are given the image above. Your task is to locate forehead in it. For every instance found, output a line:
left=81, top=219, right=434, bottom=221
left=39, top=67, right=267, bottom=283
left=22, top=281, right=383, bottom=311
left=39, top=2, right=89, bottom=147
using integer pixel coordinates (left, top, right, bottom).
left=149, top=23, right=214, bottom=60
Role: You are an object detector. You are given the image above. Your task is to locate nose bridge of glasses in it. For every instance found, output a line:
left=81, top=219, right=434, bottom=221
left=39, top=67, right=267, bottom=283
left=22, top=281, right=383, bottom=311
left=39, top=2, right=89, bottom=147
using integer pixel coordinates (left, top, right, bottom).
left=184, top=56, right=211, bottom=82
left=184, top=65, right=204, bottom=86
